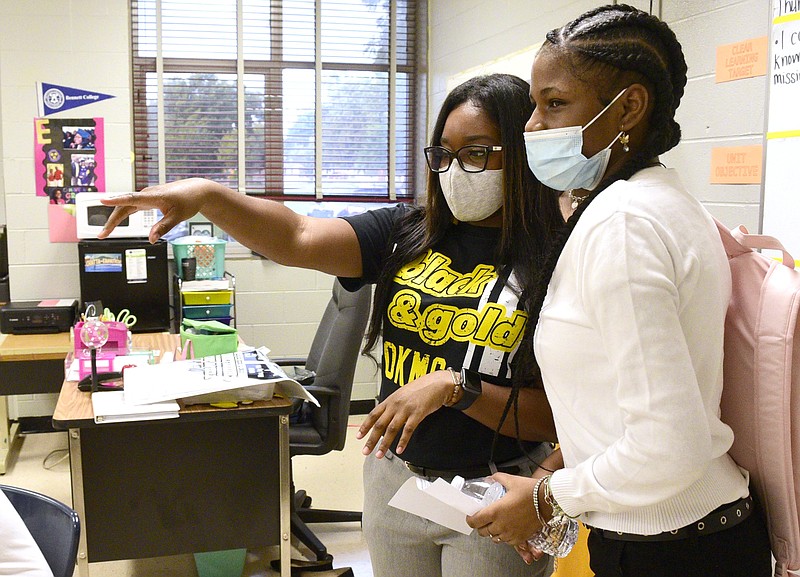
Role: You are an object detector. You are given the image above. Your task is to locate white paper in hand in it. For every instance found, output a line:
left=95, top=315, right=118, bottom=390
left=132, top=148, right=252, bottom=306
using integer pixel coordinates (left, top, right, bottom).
left=387, top=475, right=484, bottom=535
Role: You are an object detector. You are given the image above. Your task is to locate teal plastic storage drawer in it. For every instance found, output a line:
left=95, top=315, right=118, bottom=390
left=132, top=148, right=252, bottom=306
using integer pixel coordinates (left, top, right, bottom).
left=171, top=236, right=227, bottom=280
left=182, top=304, right=233, bottom=319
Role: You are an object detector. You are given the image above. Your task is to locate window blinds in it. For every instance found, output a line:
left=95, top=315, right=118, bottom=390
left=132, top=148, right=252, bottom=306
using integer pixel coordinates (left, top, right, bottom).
left=131, top=0, right=419, bottom=201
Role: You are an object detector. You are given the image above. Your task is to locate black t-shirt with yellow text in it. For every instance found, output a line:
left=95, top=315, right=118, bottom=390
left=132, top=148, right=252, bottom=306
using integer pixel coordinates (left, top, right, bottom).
left=341, top=204, right=542, bottom=470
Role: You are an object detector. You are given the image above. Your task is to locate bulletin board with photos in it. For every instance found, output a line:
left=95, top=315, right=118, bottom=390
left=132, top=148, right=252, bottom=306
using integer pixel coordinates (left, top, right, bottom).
left=34, top=117, right=105, bottom=205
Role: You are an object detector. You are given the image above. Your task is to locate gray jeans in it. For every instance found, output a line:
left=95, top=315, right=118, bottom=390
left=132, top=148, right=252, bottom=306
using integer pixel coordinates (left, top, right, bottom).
left=363, top=447, right=554, bottom=577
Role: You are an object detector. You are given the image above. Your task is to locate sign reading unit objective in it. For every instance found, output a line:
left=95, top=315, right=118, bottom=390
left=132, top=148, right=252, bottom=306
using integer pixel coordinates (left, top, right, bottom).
left=710, top=145, right=763, bottom=185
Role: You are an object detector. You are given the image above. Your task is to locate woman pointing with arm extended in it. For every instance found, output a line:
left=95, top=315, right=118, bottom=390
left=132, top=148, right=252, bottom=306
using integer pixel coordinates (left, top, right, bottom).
left=101, top=73, right=562, bottom=577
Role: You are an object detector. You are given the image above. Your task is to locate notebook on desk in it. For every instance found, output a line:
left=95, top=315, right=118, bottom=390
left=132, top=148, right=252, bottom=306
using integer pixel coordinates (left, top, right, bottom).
left=91, top=391, right=179, bottom=424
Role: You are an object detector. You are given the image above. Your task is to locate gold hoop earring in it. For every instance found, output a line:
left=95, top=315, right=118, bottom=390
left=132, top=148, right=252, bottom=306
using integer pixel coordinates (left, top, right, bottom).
left=619, top=131, right=630, bottom=153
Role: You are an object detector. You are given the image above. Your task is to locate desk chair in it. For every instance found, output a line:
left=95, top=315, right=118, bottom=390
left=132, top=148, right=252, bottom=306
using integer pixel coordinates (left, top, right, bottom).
left=1, top=485, right=81, bottom=577
left=273, top=279, right=371, bottom=567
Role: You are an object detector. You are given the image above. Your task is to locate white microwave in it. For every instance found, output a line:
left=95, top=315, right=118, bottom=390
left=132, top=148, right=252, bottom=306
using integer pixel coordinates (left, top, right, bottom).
left=76, top=192, right=158, bottom=239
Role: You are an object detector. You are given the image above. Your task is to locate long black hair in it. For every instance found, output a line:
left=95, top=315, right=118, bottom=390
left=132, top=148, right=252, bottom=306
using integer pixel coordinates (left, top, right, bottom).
left=362, top=73, right=562, bottom=367
left=505, top=4, right=689, bottom=425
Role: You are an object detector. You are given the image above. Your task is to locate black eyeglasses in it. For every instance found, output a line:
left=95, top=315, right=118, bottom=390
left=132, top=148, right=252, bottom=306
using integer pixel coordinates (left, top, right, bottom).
left=424, top=144, right=503, bottom=173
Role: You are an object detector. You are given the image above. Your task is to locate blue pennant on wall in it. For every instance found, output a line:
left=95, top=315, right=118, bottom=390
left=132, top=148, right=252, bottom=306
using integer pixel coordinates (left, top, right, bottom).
left=37, top=82, right=115, bottom=116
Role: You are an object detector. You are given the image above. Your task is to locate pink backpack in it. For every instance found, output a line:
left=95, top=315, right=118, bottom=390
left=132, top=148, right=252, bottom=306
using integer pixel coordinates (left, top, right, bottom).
left=716, top=219, right=800, bottom=577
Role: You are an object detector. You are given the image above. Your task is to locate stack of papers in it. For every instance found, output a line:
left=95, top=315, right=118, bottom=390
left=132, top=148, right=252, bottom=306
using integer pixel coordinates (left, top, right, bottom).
left=180, top=279, right=231, bottom=291
left=122, top=347, right=319, bottom=407
left=89, top=347, right=317, bottom=424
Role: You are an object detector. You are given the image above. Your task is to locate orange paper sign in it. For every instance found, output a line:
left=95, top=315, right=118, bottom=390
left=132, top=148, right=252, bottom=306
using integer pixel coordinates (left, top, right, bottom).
left=710, top=145, right=763, bottom=184
left=715, top=36, right=768, bottom=83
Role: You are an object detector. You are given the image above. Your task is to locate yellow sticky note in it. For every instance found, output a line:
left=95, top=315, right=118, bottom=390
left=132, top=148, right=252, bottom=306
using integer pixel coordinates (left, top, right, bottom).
left=710, top=145, right=763, bottom=184
left=715, top=36, right=768, bottom=83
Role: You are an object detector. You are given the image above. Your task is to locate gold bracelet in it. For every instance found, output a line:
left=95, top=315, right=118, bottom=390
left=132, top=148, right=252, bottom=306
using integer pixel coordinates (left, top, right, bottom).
left=443, top=367, right=462, bottom=407
left=544, top=476, right=579, bottom=519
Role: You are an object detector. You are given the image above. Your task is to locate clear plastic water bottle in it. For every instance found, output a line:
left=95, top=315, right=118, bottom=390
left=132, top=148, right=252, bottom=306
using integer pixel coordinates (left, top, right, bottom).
left=455, top=476, right=578, bottom=558
left=455, top=476, right=506, bottom=507
left=527, top=514, right=579, bottom=558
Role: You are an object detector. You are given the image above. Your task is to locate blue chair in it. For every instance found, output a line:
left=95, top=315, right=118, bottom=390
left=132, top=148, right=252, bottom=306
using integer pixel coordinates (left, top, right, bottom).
left=1, top=485, right=80, bottom=577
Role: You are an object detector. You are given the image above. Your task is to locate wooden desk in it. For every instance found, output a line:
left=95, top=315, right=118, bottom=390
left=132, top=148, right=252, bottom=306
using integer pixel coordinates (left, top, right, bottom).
left=52, top=333, right=293, bottom=577
left=0, top=331, right=73, bottom=473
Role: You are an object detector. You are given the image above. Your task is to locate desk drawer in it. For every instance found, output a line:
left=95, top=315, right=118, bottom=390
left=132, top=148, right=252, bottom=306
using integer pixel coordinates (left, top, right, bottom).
left=182, top=304, right=233, bottom=319
left=182, top=290, right=233, bottom=305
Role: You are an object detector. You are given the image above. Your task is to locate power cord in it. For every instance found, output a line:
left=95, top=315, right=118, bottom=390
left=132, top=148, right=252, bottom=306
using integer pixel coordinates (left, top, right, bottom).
left=43, top=448, right=69, bottom=470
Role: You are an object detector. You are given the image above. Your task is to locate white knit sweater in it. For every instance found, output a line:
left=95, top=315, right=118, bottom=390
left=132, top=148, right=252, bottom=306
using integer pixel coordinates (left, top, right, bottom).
left=535, top=166, right=749, bottom=535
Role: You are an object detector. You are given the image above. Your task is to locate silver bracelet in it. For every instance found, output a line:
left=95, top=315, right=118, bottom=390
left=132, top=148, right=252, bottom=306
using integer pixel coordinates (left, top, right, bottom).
left=532, top=475, right=550, bottom=525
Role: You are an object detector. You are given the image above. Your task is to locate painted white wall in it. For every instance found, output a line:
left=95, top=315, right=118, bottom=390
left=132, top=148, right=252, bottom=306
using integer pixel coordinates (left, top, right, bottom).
left=429, top=0, right=769, bottom=232
left=0, top=0, right=379, bottom=417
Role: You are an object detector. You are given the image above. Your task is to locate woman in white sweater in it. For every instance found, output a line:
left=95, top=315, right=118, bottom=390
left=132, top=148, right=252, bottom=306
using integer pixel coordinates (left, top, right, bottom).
left=0, top=490, right=53, bottom=577
left=468, top=5, right=772, bottom=576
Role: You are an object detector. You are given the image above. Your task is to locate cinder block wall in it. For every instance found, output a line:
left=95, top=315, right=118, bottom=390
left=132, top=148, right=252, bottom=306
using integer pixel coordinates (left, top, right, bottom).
left=429, top=0, right=768, bottom=231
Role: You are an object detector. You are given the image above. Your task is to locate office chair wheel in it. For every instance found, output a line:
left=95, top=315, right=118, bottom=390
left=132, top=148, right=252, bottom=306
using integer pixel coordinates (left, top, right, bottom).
left=294, top=489, right=313, bottom=510
left=270, top=554, right=334, bottom=574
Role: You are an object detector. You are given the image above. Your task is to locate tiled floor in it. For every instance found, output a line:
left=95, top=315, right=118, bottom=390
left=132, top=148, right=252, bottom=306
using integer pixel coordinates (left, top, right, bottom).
left=1, top=415, right=373, bottom=577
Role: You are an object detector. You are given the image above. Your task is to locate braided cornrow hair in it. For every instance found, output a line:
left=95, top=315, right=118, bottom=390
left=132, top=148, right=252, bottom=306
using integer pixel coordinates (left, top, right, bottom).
left=497, top=5, right=689, bottom=449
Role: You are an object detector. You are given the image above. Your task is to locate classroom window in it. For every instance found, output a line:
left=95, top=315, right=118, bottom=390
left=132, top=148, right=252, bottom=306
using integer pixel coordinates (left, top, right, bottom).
left=130, top=0, right=422, bottom=204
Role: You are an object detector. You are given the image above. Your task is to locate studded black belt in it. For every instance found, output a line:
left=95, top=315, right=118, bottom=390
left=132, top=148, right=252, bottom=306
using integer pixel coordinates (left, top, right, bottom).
left=588, top=496, right=753, bottom=542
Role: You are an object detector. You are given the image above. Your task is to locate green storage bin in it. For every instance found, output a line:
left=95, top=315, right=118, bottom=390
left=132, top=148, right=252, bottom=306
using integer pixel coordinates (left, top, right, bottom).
left=180, top=318, right=238, bottom=358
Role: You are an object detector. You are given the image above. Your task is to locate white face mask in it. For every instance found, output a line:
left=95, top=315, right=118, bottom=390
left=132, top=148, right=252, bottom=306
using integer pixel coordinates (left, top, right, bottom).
left=524, top=88, right=627, bottom=192
left=439, top=164, right=504, bottom=222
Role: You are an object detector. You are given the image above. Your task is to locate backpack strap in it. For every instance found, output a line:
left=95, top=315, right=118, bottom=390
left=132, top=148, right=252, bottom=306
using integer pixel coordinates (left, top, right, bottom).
left=714, top=218, right=796, bottom=269
left=731, top=224, right=795, bottom=269
left=714, top=218, right=750, bottom=259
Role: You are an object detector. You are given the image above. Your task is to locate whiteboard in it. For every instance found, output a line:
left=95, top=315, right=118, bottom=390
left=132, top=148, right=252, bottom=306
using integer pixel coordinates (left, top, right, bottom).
left=762, top=1, right=800, bottom=257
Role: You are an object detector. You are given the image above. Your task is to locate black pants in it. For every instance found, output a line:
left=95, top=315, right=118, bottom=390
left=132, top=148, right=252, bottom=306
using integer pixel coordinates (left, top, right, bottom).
left=587, top=504, right=772, bottom=577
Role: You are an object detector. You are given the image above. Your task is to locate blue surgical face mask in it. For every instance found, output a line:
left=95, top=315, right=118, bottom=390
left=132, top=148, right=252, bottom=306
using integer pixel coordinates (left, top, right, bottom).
left=524, top=88, right=628, bottom=192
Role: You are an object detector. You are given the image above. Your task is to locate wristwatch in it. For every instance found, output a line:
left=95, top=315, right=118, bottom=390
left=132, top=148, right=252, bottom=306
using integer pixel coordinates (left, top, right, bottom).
left=452, top=368, right=482, bottom=410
